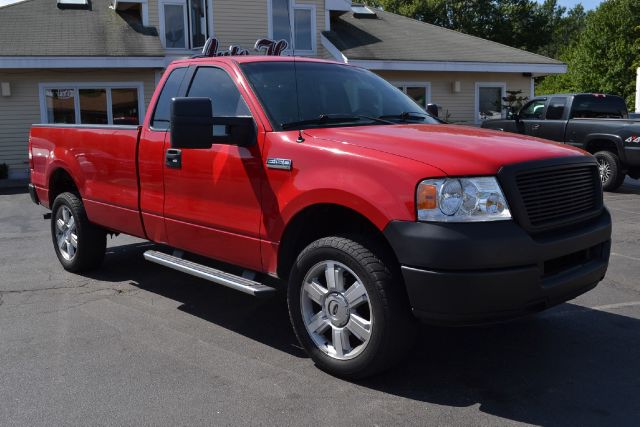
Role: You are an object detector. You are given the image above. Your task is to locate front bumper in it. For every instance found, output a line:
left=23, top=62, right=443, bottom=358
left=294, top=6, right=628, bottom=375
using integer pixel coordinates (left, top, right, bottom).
left=383, top=210, right=612, bottom=325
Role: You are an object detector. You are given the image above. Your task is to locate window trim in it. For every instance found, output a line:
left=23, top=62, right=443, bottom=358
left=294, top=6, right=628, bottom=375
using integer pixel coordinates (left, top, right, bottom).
left=475, top=82, right=506, bottom=124
left=159, top=0, right=214, bottom=51
left=268, top=0, right=317, bottom=55
left=392, top=81, right=432, bottom=109
left=39, top=82, right=145, bottom=125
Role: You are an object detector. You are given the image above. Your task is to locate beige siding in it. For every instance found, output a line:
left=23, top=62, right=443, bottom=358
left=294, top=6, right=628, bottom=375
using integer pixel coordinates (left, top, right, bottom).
left=0, top=69, right=157, bottom=178
left=376, top=71, right=532, bottom=124
left=213, top=0, right=269, bottom=50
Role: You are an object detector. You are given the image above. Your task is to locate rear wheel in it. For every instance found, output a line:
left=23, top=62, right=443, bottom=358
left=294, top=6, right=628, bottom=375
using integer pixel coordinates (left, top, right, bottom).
left=287, top=236, right=415, bottom=379
left=595, top=151, right=625, bottom=191
left=51, top=192, right=106, bottom=272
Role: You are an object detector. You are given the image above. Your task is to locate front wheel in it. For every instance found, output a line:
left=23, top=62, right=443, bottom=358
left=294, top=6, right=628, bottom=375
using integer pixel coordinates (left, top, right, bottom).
left=287, top=236, right=415, bottom=379
left=595, top=151, right=625, bottom=191
left=51, top=192, right=106, bottom=272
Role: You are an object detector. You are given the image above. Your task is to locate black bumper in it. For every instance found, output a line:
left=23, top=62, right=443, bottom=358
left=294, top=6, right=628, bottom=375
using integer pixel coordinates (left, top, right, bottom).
left=28, top=183, right=39, bottom=205
left=384, top=210, right=612, bottom=325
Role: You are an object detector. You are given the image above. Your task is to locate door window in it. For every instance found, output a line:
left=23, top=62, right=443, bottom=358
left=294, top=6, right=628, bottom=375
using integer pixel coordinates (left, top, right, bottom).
left=477, top=85, right=504, bottom=122
left=187, top=67, right=251, bottom=135
left=546, top=97, right=567, bottom=120
left=520, top=99, right=547, bottom=119
left=151, top=67, right=188, bottom=130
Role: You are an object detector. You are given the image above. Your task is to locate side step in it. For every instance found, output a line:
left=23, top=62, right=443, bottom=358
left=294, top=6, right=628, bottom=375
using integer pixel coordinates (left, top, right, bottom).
left=143, top=250, right=276, bottom=298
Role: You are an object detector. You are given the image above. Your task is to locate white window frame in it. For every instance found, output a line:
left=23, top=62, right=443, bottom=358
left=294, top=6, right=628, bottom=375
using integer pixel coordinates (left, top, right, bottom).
left=39, top=82, right=145, bottom=125
left=475, top=82, right=506, bottom=124
left=393, top=82, right=432, bottom=110
left=268, top=0, right=317, bottom=55
left=159, top=0, right=214, bottom=51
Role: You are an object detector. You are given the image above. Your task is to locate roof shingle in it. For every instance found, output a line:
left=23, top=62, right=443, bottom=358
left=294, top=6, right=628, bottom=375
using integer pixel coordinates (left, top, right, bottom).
left=323, top=9, right=563, bottom=65
left=0, top=0, right=164, bottom=57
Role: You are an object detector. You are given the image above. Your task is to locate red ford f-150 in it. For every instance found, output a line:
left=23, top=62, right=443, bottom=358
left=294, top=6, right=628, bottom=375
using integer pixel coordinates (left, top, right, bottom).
left=28, top=51, right=612, bottom=378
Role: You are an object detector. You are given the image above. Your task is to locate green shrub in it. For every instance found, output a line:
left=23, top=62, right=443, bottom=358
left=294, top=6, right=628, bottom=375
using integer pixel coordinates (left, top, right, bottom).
left=0, top=163, right=8, bottom=179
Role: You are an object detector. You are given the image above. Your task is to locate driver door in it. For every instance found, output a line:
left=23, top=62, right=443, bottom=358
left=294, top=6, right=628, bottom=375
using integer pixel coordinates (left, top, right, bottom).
left=162, top=64, right=264, bottom=271
left=517, top=98, right=547, bottom=136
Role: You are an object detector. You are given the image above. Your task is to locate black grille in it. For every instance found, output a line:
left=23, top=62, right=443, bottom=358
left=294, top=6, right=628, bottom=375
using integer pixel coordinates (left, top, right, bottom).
left=515, top=164, right=601, bottom=230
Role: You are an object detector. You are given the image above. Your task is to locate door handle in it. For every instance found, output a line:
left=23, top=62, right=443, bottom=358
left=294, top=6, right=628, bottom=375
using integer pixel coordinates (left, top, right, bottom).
left=531, top=124, right=541, bottom=130
left=166, top=148, right=182, bottom=169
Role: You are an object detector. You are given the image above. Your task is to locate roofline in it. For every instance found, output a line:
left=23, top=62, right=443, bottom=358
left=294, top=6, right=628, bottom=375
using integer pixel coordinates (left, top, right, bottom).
left=321, top=32, right=567, bottom=75
left=0, top=56, right=166, bottom=69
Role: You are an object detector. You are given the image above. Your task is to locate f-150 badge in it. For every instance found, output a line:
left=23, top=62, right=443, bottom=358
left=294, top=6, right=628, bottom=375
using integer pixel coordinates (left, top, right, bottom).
left=266, top=158, right=292, bottom=170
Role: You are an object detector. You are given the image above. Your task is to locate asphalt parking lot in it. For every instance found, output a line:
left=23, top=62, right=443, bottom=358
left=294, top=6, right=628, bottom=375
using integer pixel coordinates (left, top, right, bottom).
left=1, top=179, right=639, bottom=426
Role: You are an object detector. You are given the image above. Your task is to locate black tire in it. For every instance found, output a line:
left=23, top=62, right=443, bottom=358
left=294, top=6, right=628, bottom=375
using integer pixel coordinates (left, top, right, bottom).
left=51, top=192, right=106, bottom=272
left=595, top=151, right=625, bottom=191
left=287, top=236, right=416, bottom=379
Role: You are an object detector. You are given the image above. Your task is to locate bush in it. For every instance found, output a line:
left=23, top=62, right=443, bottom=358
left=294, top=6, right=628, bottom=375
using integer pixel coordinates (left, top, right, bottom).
left=0, top=163, right=8, bottom=179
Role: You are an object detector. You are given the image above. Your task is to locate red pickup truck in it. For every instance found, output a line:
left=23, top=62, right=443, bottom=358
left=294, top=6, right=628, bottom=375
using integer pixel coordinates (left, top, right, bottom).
left=28, top=54, right=612, bottom=378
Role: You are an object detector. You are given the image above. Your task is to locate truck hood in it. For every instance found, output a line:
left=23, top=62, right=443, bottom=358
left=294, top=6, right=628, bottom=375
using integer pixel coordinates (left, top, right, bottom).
left=304, top=124, right=589, bottom=176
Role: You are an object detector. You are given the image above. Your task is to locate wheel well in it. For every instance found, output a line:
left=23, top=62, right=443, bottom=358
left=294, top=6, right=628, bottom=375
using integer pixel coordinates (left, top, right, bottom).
left=277, top=204, right=398, bottom=280
left=48, top=168, right=79, bottom=206
left=585, top=139, right=619, bottom=156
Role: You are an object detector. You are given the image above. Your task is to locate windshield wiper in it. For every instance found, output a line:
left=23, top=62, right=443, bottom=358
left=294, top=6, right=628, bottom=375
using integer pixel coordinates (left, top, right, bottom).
left=379, top=111, right=430, bottom=121
left=281, top=114, right=392, bottom=130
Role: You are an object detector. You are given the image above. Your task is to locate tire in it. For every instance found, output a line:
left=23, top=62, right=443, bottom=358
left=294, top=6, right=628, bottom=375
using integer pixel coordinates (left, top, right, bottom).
left=595, top=151, right=625, bottom=191
left=51, top=192, right=106, bottom=272
left=287, top=236, right=416, bottom=379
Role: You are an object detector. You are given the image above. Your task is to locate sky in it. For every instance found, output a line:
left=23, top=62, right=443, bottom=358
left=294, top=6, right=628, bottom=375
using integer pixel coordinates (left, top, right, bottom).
left=552, top=0, right=603, bottom=10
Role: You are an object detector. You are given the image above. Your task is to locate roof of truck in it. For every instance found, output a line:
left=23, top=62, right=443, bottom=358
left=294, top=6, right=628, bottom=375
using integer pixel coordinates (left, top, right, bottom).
left=171, top=56, right=342, bottom=66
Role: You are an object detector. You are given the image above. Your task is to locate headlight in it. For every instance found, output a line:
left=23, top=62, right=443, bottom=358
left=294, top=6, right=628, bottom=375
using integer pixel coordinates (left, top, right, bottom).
left=417, top=177, right=511, bottom=222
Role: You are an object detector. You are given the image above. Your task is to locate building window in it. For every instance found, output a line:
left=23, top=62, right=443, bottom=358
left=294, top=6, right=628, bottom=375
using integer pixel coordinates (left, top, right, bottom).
left=394, top=83, right=431, bottom=110
left=40, top=83, right=144, bottom=125
left=160, top=0, right=211, bottom=50
left=476, top=82, right=506, bottom=123
left=269, top=0, right=316, bottom=54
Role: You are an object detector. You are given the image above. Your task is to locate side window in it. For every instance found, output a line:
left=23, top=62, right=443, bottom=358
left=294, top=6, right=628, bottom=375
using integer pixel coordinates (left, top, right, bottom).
left=571, top=95, right=627, bottom=119
left=151, top=67, right=188, bottom=130
left=520, top=99, right=546, bottom=119
left=546, top=97, right=567, bottom=120
left=187, top=67, right=251, bottom=117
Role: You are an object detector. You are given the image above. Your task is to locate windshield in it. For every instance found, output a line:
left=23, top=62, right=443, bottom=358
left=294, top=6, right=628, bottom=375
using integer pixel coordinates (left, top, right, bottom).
left=240, top=61, right=440, bottom=130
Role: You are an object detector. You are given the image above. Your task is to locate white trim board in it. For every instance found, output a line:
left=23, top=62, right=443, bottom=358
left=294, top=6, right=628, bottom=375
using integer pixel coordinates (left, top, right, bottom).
left=0, top=57, right=165, bottom=69
left=347, top=59, right=567, bottom=74
left=38, top=81, right=145, bottom=125
left=318, top=36, right=566, bottom=74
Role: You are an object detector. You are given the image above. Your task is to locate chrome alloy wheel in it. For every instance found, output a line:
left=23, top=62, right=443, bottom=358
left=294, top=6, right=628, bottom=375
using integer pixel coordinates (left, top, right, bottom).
left=598, top=158, right=611, bottom=184
left=300, top=260, right=373, bottom=360
left=55, top=205, right=78, bottom=261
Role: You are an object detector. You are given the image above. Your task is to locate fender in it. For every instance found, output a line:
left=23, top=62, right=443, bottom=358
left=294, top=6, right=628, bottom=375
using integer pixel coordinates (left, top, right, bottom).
left=584, top=133, right=626, bottom=162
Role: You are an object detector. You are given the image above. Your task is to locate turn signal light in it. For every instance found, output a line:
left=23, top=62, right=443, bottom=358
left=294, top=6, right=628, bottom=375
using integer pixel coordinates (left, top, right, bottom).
left=417, top=184, right=437, bottom=210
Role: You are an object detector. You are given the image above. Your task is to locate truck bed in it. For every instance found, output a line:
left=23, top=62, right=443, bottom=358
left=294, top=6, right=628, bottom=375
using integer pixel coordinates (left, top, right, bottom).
left=30, top=124, right=145, bottom=237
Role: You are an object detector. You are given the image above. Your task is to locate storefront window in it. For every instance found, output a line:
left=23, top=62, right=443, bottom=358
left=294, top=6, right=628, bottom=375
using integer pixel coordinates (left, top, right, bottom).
left=162, top=0, right=209, bottom=49
left=79, top=89, right=108, bottom=125
left=189, top=0, right=207, bottom=48
left=164, top=3, right=187, bottom=49
left=270, top=0, right=315, bottom=53
left=42, top=85, right=142, bottom=125
left=395, top=84, right=431, bottom=110
left=45, top=89, right=76, bottom=124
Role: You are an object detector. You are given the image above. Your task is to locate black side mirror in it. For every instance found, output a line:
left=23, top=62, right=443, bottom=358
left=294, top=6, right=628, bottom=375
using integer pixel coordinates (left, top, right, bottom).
left=171, top=97, right=214, bottom=149
left=426, top=103, right=439, bottom=118
left=170, top=97, right=256, bottom=149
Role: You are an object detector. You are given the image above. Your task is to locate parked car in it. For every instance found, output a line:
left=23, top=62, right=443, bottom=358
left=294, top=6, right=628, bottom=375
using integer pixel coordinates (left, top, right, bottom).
left=28, top=54, right=611, bottom=379
left=482, top=93, right=640, bottom=191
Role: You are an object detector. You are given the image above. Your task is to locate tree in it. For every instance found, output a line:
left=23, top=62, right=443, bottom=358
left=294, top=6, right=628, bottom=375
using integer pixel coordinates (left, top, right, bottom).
left=538, top=0, right=640, bottom=108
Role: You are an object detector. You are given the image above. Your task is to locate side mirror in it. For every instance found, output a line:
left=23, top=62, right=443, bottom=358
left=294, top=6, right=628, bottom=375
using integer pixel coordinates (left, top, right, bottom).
left=170, top=97, right=256, bottom=149
left=171, top=97, right=214, bottom=149
left=426, top=103, right=439, bottom=118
